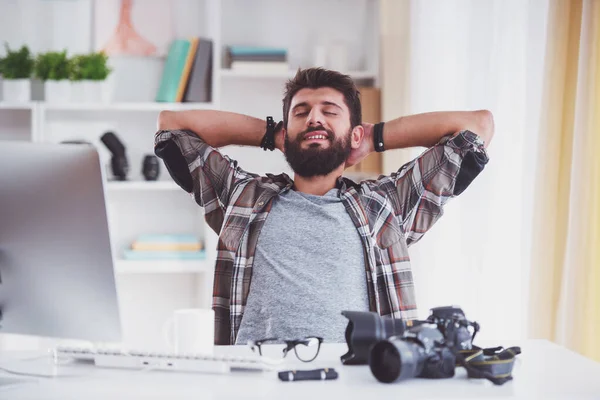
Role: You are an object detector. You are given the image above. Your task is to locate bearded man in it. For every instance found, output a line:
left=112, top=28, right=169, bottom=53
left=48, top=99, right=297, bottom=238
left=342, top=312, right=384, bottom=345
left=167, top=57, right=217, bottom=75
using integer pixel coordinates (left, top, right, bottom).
left=154, top=67, right=493, bottom=345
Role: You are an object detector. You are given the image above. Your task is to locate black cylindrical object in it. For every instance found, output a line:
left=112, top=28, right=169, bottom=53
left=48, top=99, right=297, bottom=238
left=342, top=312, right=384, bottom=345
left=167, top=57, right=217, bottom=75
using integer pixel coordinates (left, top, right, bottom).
left=369, top=339, right=427, bottom=383
left=100, top=131, right=129, bottom=181
left=142, top=155, right=160, bottom=181
left=110, top=154, right=129, bottom=181
left=340, top=311, right=406, bottom=365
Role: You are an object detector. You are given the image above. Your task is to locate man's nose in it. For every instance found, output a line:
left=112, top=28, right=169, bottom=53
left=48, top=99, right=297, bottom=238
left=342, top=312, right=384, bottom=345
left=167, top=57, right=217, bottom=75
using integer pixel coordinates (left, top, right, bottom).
left=307, top=109, right=325, bottom=127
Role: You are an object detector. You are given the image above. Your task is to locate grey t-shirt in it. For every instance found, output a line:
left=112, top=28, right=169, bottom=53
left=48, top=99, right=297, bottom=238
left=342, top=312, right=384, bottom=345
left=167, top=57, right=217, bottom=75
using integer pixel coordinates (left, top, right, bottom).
left=235, top=188, right=369, bottom=345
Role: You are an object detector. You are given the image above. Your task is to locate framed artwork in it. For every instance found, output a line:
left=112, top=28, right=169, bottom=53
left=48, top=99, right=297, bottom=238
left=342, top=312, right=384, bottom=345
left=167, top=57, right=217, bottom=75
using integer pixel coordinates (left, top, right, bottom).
left=94, top=0, right=173, bottom=57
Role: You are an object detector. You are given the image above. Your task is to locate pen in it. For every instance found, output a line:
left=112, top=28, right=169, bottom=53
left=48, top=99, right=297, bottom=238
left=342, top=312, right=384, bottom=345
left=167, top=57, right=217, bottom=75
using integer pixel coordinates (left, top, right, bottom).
left=278, top=368, right=338, bottom=382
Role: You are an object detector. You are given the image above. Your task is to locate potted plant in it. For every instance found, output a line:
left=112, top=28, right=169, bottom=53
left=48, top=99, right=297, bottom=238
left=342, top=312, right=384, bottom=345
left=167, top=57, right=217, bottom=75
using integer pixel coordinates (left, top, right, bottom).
left=69, top=52, right=112, bottom=103
left=1, top=43, right=34, bottom=103
left=68, top=54, right=86, bottom=102
left=34, top=50, right=71, bottom=103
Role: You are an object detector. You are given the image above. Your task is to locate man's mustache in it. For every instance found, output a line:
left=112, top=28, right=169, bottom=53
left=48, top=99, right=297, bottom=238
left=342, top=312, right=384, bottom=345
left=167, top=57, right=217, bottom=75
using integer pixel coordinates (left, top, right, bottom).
left=299, top=126, right=334, bottom=141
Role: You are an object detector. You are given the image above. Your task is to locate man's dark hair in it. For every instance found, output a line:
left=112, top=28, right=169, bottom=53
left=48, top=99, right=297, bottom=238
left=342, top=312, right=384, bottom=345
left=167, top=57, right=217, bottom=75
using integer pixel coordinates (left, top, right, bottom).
left=282, top=67, right=362, bottom=129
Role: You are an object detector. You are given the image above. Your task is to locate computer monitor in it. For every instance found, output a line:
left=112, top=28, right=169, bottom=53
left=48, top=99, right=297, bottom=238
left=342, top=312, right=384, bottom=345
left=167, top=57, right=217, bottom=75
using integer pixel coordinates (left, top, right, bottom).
left=0, top=141, right=122, bottom=344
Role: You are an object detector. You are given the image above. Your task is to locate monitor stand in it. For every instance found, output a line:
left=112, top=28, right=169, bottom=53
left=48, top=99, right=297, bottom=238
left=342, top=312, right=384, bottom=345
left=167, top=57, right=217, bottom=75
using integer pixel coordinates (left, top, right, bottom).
left=0, top=307, right=34, bottom=389
left=0, top=347, right=89, bottom=391
left=0, top=375, right=35, bottom=390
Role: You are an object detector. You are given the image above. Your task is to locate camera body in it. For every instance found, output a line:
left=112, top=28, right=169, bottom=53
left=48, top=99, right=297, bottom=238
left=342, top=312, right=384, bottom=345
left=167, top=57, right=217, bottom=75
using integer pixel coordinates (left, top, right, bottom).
left=426, top=306, right=479, bottom=351
left=369, top=307, right=477, bottom=383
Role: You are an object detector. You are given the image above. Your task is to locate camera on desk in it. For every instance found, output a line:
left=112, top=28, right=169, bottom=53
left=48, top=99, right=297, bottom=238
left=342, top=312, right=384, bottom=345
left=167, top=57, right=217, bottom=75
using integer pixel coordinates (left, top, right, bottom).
left=340, top=306, right=518, bottom=385
left=341, top=306, right=476, bottom=382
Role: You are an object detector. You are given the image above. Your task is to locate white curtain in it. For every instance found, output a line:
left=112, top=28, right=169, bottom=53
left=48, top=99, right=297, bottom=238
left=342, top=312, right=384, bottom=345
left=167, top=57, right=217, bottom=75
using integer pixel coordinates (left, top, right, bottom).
left=381, top=0, right=550, bottom=341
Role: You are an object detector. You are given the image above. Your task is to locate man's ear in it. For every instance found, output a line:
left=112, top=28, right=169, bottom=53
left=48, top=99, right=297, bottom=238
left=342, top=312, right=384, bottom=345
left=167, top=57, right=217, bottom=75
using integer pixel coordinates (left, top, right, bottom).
left=280, top=127, right=287, bottom=154
left=351, top=125, right=365, bottom=149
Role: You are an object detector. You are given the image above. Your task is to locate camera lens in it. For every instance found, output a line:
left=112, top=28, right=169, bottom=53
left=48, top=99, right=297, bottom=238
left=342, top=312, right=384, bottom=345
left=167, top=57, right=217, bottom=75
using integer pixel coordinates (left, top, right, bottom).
left=382, top=317, right=405, bottom=338
left=369, top=341, right=400, bottom=383
left=369, top=339, right=424, bottom=383
left=341, top=311, right=407, bottom=365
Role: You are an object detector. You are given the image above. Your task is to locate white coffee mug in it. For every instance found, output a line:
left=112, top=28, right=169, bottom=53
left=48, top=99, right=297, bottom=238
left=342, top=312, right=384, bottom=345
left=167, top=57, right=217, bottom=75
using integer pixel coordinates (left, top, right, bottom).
left=163, top=308, right=214, bottom=355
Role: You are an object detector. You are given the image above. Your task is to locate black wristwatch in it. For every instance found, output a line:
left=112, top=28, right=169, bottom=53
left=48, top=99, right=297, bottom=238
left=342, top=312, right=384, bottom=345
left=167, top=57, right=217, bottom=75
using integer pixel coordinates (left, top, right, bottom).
left=373, top=122, right=385, bottom=152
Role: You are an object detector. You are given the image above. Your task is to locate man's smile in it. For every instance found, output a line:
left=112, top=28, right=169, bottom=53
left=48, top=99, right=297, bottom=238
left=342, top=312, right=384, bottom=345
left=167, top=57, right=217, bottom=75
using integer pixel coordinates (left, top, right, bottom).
left=303, top=130, right=330, bottom=143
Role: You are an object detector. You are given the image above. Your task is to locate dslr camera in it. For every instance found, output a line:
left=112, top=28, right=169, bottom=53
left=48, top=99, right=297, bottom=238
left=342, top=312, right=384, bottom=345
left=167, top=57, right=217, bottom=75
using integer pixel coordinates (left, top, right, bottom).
left=342, top=306, right=480, bottom=383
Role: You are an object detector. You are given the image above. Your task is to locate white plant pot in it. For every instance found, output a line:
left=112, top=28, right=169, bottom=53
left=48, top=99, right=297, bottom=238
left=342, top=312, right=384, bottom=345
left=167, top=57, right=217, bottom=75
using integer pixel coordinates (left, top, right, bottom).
left=82, top=80, right=111, bottom=103
left=45, top=80, right=71, bottom=103
left=70, top=81, right=85, bottom=102
left=2, top=79, right=31, bottom=103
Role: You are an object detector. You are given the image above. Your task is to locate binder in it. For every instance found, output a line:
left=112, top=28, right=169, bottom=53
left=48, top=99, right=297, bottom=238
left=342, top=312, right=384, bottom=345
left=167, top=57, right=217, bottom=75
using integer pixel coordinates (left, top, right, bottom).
left=183, top=38, right=213, bottom=103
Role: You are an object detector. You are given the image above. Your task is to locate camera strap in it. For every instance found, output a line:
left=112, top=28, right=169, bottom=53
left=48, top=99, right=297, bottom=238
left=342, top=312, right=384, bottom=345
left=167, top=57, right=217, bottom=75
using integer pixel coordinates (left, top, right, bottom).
left=454, top=345, right=521, bottom=385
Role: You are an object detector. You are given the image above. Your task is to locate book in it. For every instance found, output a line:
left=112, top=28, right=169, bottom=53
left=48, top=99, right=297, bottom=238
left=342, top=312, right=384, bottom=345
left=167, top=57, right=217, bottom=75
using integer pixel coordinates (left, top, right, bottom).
left=227, top=46, right=287, bottom=56
left=131, top=242, right=203, bottom=251
left=155, top=39, right=191, bottom=102
left=175, top=37, right=199, bottom=102
left=123, top=249, right=206, bottom=261
left=183, top=38, right=213, bottom=103
left=228, top=54, right=287, bottom=62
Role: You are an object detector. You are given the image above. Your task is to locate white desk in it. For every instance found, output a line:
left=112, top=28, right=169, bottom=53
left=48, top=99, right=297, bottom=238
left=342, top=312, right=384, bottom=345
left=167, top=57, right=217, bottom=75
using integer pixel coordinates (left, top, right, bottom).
left=0, top=340, right=599, bottom=400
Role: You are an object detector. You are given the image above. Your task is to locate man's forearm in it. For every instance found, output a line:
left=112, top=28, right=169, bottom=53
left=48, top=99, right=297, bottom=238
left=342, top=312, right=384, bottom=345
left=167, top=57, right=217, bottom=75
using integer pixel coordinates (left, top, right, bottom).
left=383, top=110, right=494, bottom=149
left=157, top=110, right=268, bottom=148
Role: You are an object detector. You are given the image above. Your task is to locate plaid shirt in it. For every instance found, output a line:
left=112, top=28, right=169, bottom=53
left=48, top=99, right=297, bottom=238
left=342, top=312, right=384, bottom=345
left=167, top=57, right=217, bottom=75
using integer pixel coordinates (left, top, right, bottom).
left=154, top=129, right=488, bottom=345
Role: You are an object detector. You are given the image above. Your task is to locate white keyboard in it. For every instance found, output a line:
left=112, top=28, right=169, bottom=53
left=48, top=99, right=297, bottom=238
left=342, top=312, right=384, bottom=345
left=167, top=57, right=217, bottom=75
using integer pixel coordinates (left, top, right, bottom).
left=54, top=346, right=274, bottom=374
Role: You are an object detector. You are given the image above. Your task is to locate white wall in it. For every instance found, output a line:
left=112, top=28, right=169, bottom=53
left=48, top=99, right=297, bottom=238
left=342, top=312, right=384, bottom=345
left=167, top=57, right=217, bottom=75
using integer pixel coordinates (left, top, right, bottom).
left=0, top=0, right=381, bottom=352
left=384, top=0, right=550, bottom=342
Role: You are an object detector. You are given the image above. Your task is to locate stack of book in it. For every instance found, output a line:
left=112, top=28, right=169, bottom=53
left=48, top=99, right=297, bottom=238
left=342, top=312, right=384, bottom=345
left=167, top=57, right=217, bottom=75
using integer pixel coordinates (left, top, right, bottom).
left=123, top=234, right=206, bottom=261
left=225, top=46, right=289, bottom=73
left=155, top=38, right=213, bottom=103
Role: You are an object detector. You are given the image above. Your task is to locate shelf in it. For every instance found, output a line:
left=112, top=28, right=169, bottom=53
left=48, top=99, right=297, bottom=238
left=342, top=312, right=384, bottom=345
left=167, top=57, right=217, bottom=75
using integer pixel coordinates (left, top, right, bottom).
left=106, top=181, right=181, bottom=191
left=0, top=102, right=36, bottom=110
left=219, top=69, right=377, bottom=80
left=39, top=101, right=215, bottom=112
left=114, top=259, right=212, bottom=274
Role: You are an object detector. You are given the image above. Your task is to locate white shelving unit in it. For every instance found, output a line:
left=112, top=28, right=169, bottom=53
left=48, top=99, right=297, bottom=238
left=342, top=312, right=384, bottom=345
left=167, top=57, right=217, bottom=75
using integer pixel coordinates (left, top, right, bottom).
left=0, top=102, right=36, bottom=110
left=41, top=102, right=216, bottom=112
left=115, top=260, right=212, bottom=275
left=219, top=69, right=378, bottom=80
left=106, top=181, right=181, bottom=191
left=0, top=0, right=380, bottom=350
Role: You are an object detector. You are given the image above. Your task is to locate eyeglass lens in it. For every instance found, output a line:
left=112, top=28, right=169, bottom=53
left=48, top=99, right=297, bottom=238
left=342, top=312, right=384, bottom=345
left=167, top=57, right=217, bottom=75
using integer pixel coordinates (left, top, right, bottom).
left=293, top=337, right=321, bottom=362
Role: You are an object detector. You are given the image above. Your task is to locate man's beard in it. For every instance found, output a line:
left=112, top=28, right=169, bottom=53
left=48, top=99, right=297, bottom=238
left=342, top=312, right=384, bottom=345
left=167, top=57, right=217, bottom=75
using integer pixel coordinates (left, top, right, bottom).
left=284, top=126, right=352, bottom=178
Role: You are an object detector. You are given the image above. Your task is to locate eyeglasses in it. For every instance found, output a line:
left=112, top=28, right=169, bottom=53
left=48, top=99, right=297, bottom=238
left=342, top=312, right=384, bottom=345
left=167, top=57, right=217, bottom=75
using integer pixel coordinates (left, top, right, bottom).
left=248, top=336, right=324, bottom=362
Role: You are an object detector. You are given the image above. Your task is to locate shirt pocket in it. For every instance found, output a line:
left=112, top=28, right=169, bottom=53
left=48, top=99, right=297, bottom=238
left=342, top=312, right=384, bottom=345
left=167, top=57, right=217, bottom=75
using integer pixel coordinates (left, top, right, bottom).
left=220, top=221, right=249, bottom=252
left=374, top=219, right=404, bottom=249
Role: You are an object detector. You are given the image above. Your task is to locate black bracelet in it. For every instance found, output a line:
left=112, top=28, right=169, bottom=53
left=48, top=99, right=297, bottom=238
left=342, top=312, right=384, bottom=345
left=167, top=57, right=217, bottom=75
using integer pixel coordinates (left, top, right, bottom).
left=373, top=122, right=385, bottom=152
left=261, top=117, right=282, bottom=151
left=260, top=117, right=277, bottom=151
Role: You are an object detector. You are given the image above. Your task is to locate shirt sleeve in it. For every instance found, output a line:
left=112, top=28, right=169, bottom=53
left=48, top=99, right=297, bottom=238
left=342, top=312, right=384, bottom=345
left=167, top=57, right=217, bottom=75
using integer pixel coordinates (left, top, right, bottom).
left=374, top=130, right=489, bottom=246
left=154, top=129, right=256, bottom=235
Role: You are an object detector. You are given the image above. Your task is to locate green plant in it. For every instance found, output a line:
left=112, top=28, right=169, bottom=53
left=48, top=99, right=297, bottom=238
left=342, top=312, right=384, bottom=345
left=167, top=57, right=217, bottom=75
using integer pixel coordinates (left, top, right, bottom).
left=69, top=52, right=112, bottom=81
left=34, top=50, right=70, bottom=81
left=1, top=43, right=34, bottom=79
left=68, top=55, right=86, bottom=81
